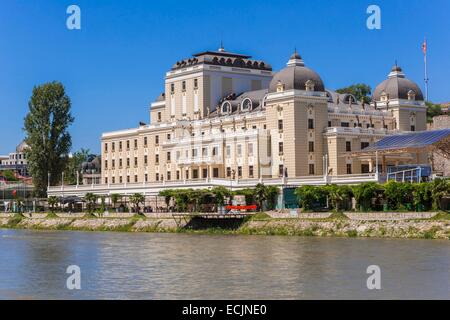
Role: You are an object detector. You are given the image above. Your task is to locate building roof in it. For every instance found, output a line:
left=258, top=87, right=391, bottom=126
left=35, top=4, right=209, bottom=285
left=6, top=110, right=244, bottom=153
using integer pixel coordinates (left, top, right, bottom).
left=357, top=129, right=450, bottom=154
left=269, top=51, right=325, bottom=93
left=372, top=65, right=424, bottom=101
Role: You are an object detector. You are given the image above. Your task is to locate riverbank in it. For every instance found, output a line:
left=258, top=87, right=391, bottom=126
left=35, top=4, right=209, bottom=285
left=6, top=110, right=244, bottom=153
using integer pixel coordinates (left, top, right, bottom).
left=1, top=212, right=449, bottom=239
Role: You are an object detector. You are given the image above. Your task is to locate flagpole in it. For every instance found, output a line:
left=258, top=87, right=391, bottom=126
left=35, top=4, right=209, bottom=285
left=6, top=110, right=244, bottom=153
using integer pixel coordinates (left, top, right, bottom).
left=423, top=37, right=429, bottom=101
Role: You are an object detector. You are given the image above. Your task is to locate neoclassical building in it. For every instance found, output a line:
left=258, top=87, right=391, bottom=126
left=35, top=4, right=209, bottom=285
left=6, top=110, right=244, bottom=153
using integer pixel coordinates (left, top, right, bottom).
left=99, top=47, right=426, bottom=187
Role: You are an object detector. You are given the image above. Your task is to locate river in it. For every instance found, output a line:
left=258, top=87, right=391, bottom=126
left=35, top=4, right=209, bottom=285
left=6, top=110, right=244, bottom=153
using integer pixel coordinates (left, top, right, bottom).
left=0, top=229, right=448, bottom=299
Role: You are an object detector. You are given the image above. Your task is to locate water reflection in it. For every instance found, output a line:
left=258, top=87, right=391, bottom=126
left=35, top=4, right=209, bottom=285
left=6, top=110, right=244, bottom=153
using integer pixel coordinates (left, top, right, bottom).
left=0, top=229, right=448, bottom=299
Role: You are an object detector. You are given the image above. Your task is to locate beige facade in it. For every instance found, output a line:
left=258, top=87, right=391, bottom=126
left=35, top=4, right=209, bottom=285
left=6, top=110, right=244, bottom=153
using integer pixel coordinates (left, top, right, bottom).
left=100, top=48, right=428, bottom=186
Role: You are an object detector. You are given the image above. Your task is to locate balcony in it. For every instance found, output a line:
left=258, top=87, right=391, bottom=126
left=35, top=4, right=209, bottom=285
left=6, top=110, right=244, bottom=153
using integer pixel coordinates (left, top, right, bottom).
left=324, top=127, right=394, bottom=136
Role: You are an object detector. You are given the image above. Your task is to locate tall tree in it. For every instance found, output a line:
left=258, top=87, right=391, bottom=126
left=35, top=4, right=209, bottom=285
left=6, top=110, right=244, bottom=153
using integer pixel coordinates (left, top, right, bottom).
left=425, top=101, right=443, bottom=123
left=64, top=148, right=90, bottom=185
left=336, top=83, right=372, bottom=104
left=23, top=82, right=74, bottom=197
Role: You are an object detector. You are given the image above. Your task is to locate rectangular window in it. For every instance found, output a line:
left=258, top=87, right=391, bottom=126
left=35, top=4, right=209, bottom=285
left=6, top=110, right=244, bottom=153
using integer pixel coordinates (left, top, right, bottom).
left=308, top=118, right=314, bottom=129
left=112, top=177, right=115, bottom=184
left=144, top=137, right=147, bottom=147
left=105, top=177, right=108, bottom=184
left=176, top=171, right=180, bottom=180
left=134, top=175, right=138, bottom=183
left=112, top=142, right=115, bottom=151
left=328, top=121, right=332, bottom=127
left=119, top=141, right=122, bottom=151
left=104, top=143, right=108, bottom=152
left=167, top=133, right=171, bottom=140
left=127, top=176, right=130, bottom=183
left=157, top=112, right=162, bottom=122
left=278, top=119, right=283, bottom=131
left=167, top=171, right=171, bottom=181
left=213, top=168, right=219, bottom=178
left=185, top=170, right=189, bottom=180
left=144, top=155, right=148, bottom=165
left=104, top=160, right=108, bottom=169
left=212, top=146, right=218, bottom=156
left=346, top=141, right=352, bottom=152
left=134, top=139, right=138, bottom=149
left=411, top=125, right=415, bottom=131
left=156, top=173, right=159, bottom=181
left=249, top=165, right=254, bottom=178
left=279, top=165, right=284, bottom=177
left=126, top=140, right=129, bottom=150
left=279, top=142, right=283, bottom=155
left=170, top=83, right=174, bottom=93
left=248, top=143, right=253, bottom=156
left=155, top=135, right=159, bottom=145
left=202, top=168, right=208, bottom=178
left=192, top=149, right=198, bottom=157
left=119, top=159, right=123, bottom=168
left=361, top=142, right=369, bottom=150
left=112, top=159, right=115, bottom=168
left=202, top=147, right=208, bottom=157
left=145, top=174, right=148, bottom=182
left=134, top=157, right=138, bottom=167
left=167, top=151, right=171, bottom=162
left=126, top=158, right=129, bottom=167
left=237, top=166, right=242, bottom=177
left=193, top=169, right=199, bottom=179
left=346, top=163, right=352, bottom=174
left=182, top=81, right=186, bottom=91
left=155, top=154, right=159, bottom=164
left=309, top=141, right=314, bottom=152
left=341, top=122, right=350, bottom=127
left=226, top=167, right=231, bottom=177
left=119, top=176, right=123, bottom=183
left=309, top=164, right=315, bottom=175
left=361, top=164, right=370, bottom=174
left=194, top=78, right=198, bottom=89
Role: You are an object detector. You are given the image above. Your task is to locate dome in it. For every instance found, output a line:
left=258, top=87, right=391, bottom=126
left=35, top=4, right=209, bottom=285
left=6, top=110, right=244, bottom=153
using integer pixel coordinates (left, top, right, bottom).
left=269, top=51, right=325, bottom=93
left=372, top=65, right=424, bottom=101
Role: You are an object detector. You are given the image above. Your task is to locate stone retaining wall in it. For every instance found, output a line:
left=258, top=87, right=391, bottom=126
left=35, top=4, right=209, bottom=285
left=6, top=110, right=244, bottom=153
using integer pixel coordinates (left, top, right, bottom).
left=344, top=212, right=439, bottom=220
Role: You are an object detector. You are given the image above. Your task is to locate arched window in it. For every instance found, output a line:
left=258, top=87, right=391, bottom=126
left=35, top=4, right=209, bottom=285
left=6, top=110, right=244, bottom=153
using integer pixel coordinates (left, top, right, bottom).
left=305, top=80, right=315, bottom=91
left=407, top=90, right=416, bottom=101
left=241, top=98, right=252, bottom=112
left=221, top=101, right=231, bottom=114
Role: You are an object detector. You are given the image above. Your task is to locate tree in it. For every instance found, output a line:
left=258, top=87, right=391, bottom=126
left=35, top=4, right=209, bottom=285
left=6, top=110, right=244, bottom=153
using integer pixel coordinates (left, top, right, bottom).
left=0, top=170, right=19, bottom=182
left=211, top=186, right=231, bottom=207
left=129, top=193, right=145, bottom=214
left=324, top=184, right=352, bottom=211
left=294, top=185, right=322, bottom=210
left=64, top=148, right=90, bottom=185
left=413, top=183, right=432, bottom=211
left=265, top=186, right=280, bottom=210
left=110, top=193, right=121, bottom=209
left=336, top=83, right=372, bottom=104
left=159, top=189, right=175, bottom=208
left=48, top=196, right=58, bottom=213
left=351, top=182, right=380, bottom=211
left=425, top=102, right=443, bottom=123
left=84, top=192, right=97, bottom=213
left=24, top=82, right=74, bottom=197
left=429, top=178, right=449, bottom=210
left=383, top=180, right=413, bottom=210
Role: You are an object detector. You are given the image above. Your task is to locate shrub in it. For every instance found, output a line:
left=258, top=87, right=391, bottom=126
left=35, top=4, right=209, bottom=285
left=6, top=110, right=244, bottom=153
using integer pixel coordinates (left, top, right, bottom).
left=351, top=182, right=380, bottom=211
left=294, top=185, right=323, bottom=210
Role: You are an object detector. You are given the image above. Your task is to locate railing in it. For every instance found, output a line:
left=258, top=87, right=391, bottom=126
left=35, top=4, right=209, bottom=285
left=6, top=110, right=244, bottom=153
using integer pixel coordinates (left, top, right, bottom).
left=325, top=127, right=393, bottom=136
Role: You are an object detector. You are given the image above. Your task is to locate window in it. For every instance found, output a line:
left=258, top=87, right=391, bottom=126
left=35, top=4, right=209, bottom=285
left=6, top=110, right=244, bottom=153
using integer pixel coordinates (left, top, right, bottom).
left=237, top=144, right=242, bottom=156
left=192, top=148, right=198, bottom=157
left=361, top=164, right=370, bottom=173
left=167, top=133, right=171, bottom=140
left=112, top=159, right=115, bottom=168
left=328, top=121, right=332, bottom=127
left=249, top=165, right=254, bottom=178
left=226, top=167, right=231, bottom=177
left=366, top=123, right=371, bottom=128
left=112, top=177, right=115, bottom=184
left=104, top=143, right=108, bottom=152
left=176, top=171, right=180, bottom=180
left=105, top=177, right=108, bottom=184
left=134, top=139, right=138, bottom=149
left=134, top=157, right=138, bottom=167
left=411, top=125, right=415, bottom=132
left=226, top=145, right=231, bottom=157
left=104, top=160, right=108, bottom=169
left=185, top=170, right=189, bottom=180
left=126, top=140, right=129, bottom=150
left=341, top=122, right=350, bottom=127
left=145, top=174, right=148, bottom=182
left=309, top=141, right=314, bottom=152
left=126, top=158, right=129, bottom=167
left=346, top=141, right=352, bottom=152
left=144, top=155, right=148, bottom=165
left=119, top=141, right=122, bottom=151
left=308, top=118, right=314, bottom=129
left=202, top=168, right=208, bottom=178
left=309, top=164, right=315, bottom=175
left=119, top=159, right=123, bottom=168
left=156, top=173, right=159, bottom=181
left=120, top=176, right=123, bottom=183
left=278, top=119, right=283, bottom=131
left=248, top=143, right=253, bottom=156
left=167, top=171, right=171, bottom=181
left=112, top=142, right=115, bottom=151
left=155, top=135, right=159, bottom=145
left=361, top=142, right=369, bottom=150
left=346, top=163, right=352, bottom=174
left=241, top=98, right=252, bottom=111
left=134, top=175, right=138, bottom=183
left=202, top=147, right=208, bottom=156
left=155, top=154, right=159, bottom=164
left=237, top=166, right=242, bottom=177
left=127, top=176, right=130, bottom=183
left=144, top=137, right=147, bottom=147
left=278, top=142, right=283, bottom=155
left=212, top=146, right=218, bottom=156
left=279, top=165, right=284, bottom=177
left=170, top=83, right=174, bottom=93
left=193, top=169, right=199, bottom=179
left=182, top=81, right=186, bottom=91
left=194, top=78, right=198, bottom=89
left=157, top=112, right=162, bottom=122
left=167, top=151, right=171, bottom=162
left=213, top=168, right=219, bottom=178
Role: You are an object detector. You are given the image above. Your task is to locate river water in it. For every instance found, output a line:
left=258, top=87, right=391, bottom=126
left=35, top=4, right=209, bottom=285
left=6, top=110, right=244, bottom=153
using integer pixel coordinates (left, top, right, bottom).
left=0, top=229, right=448, bottom=299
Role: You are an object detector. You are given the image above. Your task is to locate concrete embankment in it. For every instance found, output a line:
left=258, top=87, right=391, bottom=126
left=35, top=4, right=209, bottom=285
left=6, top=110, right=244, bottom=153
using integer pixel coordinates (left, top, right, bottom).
left=1, top=212, right=449, bottom=239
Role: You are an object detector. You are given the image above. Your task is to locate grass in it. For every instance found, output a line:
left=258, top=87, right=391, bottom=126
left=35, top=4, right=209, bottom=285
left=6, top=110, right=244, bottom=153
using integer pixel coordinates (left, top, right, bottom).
left=430, top=211, right=450, bottom=220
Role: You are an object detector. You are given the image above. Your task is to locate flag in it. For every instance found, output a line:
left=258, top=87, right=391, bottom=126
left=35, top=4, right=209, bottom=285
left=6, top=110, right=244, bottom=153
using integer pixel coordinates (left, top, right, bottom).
left=12, top=189, right=17, bottom=197
left=422, top=38, right=427, bottom=56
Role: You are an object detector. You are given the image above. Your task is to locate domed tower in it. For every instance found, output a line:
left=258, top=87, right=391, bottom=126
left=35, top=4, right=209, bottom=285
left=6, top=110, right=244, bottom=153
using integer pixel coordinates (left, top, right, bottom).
left=265, top=51, right=328, bottom=178
left=372, top=65, right=426, bottom=131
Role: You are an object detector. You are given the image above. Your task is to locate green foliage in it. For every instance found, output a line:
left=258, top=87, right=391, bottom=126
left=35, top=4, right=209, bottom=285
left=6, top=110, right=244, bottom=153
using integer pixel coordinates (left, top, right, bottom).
left=84, top=192, right=97, bottom=213
left=129, top=193, right=145, bottom=213
left=211, top=186, right=231, bottom=206
left=253, top=183, right=267, bottom=211
left=0, top=170, right=19, bottom=181
left=233, top=188, right=255, bottom=205
left=47, top=196, right=58, bottom=213
left=324, top=184, right=352, bottom=211
left=159, top=189, right=175, bottom=207
left=383, top=181, right=414, bottom=210
left=429, top=178, right=450, bottom=210
left=413, top=183, right=432, bottom=211
left=24, top=81, right=74, bottom=197
left=110, top=193, right=121, bottom=209
left=351, top=182, right=380, bottom=211
left=294, top=185, right=323, bottom=210
left=336, top=83, right=372, bottom=104
left=265, top=186, right=280, bottom=210
left=64, top=148, right=90, bottom=184
left=425, top=102, right=443, bottom=123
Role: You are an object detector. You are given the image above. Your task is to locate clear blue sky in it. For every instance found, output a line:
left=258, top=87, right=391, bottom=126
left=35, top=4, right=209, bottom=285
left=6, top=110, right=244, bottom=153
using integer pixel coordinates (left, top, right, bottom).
left=1, top=0, right=449, bottom=155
